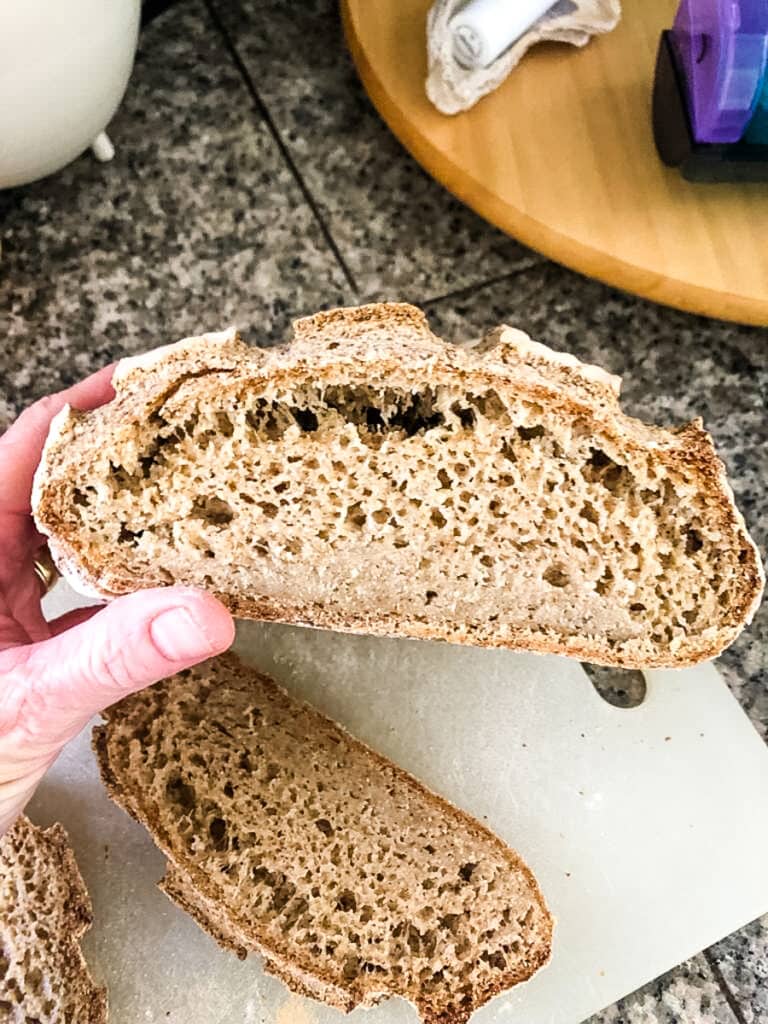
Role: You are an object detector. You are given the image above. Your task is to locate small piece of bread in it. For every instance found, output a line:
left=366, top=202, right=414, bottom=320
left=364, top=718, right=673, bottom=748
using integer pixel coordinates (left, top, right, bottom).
left=0, top=815, right=107, bottom=1023
left=94, top=653, right=553, bottom=1023
left=33, top=302, right=763, bottom=668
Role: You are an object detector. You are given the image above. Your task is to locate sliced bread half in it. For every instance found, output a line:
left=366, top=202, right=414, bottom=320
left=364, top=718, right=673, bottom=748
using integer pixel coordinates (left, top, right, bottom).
left=0, top=815, right=107, bottom=1023
left=33, top=302, right=763, bottom=667
left=93, top=653, right=553, bottom=1023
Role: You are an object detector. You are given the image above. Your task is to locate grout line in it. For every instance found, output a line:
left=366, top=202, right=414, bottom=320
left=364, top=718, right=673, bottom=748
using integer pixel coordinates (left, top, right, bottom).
left=420, top=257, right=545, bottom=308
left=703, top=948, right=751, bottom=1024
left=203, top=0, right=359, bottom=296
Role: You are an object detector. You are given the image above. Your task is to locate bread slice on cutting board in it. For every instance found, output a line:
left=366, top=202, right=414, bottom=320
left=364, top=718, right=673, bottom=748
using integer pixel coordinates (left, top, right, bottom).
left=0, top=815, right=107, bottom=1023
left=93, top=652, right=553, bottom=1023
left=33, top=302, right=763, bottom=668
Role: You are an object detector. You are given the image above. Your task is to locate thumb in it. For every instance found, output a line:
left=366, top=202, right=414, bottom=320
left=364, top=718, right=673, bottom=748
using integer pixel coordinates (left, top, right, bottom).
left=3, top=587, right=235, bottom=752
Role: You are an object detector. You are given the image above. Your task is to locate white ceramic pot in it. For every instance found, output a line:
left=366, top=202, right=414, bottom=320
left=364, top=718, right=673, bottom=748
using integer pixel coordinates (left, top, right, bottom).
left=0, top=0, right=141, bottom=189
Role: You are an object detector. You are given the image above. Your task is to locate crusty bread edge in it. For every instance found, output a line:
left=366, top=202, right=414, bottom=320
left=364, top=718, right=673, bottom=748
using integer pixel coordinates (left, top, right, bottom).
left=32, top=405, right=110, bottom=601
left=33, top=303, right=765, bottom=666
left=5, top=816, right=109, bottom=1024
left=92, top=652, right=553, bottom=1022
left=160, top=863, right=359, bottom=1014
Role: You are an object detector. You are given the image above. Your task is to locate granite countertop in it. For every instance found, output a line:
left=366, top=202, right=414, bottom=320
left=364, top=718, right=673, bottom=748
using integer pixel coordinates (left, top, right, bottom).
left=1, top=1, right=766, bottom=1020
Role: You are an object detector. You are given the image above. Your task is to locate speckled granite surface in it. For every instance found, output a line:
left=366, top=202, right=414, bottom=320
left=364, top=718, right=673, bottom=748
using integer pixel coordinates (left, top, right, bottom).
left=0, top=1, right=766, bottom=1021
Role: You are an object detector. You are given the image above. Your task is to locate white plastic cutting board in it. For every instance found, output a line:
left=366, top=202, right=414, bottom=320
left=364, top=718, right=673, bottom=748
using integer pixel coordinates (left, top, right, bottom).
left=29, top=581, right=768, bottom=1024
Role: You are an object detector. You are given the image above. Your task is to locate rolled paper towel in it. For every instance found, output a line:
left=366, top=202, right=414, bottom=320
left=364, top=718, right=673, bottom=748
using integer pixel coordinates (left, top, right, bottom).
left=451, top=0, right=558, bottom=69
left=428, top=0, right=622, bottom=114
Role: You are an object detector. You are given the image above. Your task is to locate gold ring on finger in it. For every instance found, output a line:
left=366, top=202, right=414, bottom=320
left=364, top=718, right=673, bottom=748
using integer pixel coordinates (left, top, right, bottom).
left=33, top=546, right=60, bottom=595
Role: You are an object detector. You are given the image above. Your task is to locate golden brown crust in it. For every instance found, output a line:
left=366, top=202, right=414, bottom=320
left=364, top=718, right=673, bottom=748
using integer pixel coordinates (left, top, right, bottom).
left=93, top=652, right=553, bottom=1023
left=34, top=302, right=764, bottom=668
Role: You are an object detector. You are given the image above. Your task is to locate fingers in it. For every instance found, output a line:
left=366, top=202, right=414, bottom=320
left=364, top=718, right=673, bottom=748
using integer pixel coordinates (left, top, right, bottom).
left=0, top=587, right=235, bottom=753
left=0, top=364, right=116, bottom=516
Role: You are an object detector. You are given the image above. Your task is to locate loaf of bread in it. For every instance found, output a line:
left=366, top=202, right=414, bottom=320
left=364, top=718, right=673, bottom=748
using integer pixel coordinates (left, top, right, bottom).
left=33, top=302, right=762, bottom=668
left=0, top=815, right=107, bottom=1023
left=93, top=653, right=552, bottom=1022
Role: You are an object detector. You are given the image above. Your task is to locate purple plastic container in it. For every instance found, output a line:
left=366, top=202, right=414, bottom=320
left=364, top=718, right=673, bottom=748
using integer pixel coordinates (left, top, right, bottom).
left=671, top=0, right=768, bottom=143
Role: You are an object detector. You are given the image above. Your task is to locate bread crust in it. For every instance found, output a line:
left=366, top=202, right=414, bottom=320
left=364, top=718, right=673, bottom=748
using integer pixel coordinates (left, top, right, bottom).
left=33, top=303, right=764, bottom=668
left=93, top=652, right=553, bottom=1023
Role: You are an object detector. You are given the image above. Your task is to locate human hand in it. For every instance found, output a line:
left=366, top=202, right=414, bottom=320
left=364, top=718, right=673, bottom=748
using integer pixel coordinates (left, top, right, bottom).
left=0, top=367, right=235, bottom=835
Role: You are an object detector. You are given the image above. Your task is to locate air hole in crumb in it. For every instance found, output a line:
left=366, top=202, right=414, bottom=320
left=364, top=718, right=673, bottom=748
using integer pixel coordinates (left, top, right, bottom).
left=543, top=565, right=569, bottom=588
left=191, top=495, right=234, bottom=525
left=437, top=468, right=452, bottom=489
left=215, top=411, right=234, bottom=437
left=166, top=778, right=196, bottom=811
left=321, top=385, right=445, bottom=437
left=580, top=502, right=599, bottom=524
left=346, top=503, right=367, bottom=529
left=342, top=956, right=360, bottom=981
left=482, top=950, right=507, bottom=971
left=336, top=889, right=357, bottom=912
left=315, top=818, right=333, bottom=836
left=584, top=448, right=632, bottom=493
left=117, top=524, right=143, bottom=544
left=602, top=465, right=628, bottom=492
left=365, top=407, right=385, bottom=431
left=440, top=913, right=462, bottom=934
left=517, top=424, right=545, bottom=440
left=686, top=529, right=703, bottom=554
left=361, top=960, right=385, bottom=974
left=223, top=782, right=234, bottom=798
left=430, top=509, right=447, bottom=528
left=292, top=407, right=319, bottom=432
left=425, top=590, right=438, bottom=605
left=208, top=817, right=227, bottom=847
left=587, top=448, right=612, bottom=469
left=582, top=664, right=647, bottom=708
left=451, top=402, right=476, bottom=429
left=258, top=501, right=278, bottom=519
left=475, top=390, right=507, bottom=420
left=458, top=862, right=476, bottom=882
left=501, top=440, right=517, bottom=462
left=594, top=566, right=614, bottom=595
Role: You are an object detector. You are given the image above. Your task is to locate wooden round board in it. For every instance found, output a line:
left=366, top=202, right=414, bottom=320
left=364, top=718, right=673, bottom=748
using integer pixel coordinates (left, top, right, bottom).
left=342, top=0, right=768, bottom=325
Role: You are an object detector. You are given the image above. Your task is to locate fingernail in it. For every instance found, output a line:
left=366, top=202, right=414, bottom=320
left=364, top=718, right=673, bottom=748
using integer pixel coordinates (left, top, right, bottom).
left=150, top=607, right=217, bottom=662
